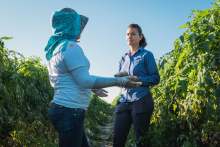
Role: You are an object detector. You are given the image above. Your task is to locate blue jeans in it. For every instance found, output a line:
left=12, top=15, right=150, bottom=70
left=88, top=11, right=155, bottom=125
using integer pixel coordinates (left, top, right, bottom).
left=48, top=103, right=89, bottom=147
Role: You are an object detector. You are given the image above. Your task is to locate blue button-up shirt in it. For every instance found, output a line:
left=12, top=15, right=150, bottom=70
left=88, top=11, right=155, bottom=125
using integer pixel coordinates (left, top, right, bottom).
left=119, top=48, right=160, bottom=102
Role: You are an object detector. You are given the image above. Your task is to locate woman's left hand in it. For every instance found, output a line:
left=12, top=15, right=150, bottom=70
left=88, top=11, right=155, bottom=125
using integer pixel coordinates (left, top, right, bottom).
left=92, top=89, right=108, bottom=97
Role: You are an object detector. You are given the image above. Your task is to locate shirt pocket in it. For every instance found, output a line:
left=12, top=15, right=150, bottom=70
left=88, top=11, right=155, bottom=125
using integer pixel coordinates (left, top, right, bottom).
left=133, top=56, right=147, bottom=75
left=133, top=56, right=144, bottom=66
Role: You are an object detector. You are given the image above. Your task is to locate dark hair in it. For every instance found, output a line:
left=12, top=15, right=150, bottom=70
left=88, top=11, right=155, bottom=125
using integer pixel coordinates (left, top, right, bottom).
left=128, top=24, right=147, bottom=48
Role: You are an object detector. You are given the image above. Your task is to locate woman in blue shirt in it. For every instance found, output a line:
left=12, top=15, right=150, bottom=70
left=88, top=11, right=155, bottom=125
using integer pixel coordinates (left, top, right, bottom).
left=113, top=24, right=160, bottom=147
left=45, top=8, right=142, bottom=147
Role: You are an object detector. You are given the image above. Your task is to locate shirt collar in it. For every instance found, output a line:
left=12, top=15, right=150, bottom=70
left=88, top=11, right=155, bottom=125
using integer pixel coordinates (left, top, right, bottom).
left=126, top=47, right=144, bottom=56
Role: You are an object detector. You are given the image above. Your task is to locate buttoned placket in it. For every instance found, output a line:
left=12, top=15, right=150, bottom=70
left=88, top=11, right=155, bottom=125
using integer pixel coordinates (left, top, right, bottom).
left=127, top=54, right=132, bottom=101
left=126, top=49, right=141, bottom=101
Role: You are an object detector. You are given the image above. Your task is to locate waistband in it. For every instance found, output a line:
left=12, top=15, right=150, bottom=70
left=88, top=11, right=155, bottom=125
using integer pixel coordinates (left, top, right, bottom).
left=49, top=102, right=85, bottom=112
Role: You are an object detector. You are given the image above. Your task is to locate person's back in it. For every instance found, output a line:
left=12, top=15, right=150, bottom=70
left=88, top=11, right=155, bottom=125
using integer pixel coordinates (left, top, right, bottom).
left=47, top=40, right=91, bottom=109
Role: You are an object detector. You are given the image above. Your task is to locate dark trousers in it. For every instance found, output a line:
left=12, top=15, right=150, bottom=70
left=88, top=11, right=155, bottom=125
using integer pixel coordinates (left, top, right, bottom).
left=113, top=95, right=154, bottom=147
left=48, top=103, right=89, bottom=147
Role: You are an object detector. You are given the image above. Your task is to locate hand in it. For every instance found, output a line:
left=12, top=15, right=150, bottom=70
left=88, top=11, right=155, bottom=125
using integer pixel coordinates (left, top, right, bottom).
left=125, top=76, right=142, bottom=88
left=128, top=75, right=139, bottom=82
left=92, top=88, right=108, bottom=97
left=116, top=76, right=142, bottom=88
left=115, top=72, right=139, bottom=82
left=114, top=71, right=129, bottom=77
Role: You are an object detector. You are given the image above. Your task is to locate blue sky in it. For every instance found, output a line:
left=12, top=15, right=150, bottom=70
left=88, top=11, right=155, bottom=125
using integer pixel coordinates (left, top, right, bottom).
left=0, top=0, right=213, bottom=102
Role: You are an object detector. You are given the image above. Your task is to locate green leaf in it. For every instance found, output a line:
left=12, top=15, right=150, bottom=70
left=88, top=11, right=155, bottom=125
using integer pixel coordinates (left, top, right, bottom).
left=0, top=36, right=13, bottom=40
left=179, top=22, right=189, bottom=29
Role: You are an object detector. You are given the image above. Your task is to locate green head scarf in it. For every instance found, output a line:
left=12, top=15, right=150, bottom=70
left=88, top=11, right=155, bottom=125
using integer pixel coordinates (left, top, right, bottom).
left=45, top=8, right=88, bottom=60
